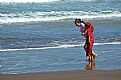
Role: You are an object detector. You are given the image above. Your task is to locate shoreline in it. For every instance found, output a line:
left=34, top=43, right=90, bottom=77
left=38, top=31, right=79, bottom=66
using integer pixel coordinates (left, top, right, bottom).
left=1, top=70, right=121, bottom=80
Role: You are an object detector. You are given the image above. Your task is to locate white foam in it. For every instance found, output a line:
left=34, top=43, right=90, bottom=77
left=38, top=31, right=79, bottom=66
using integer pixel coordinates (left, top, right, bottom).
left=1, top=11, right=121, bottom=23
left=0, top=42, right=121, bottom=52
left=0, top=45, right=79, bottom=52
left=1, top=72, right=18, bottom=74
left=94, top=42, right=121, bottom=45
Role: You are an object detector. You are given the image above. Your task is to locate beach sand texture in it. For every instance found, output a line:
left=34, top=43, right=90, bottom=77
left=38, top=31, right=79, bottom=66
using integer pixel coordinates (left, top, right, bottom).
left=1, top=70, right=121, bottom=80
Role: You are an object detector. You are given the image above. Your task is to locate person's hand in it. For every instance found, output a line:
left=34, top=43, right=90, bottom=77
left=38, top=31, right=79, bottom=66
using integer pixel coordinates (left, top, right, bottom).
left=81, top=32, right=85, bottom=36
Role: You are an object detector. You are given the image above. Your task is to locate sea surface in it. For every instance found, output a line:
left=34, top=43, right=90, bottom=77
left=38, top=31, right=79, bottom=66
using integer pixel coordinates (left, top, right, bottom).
left=1, top=0, right=121, bottom=74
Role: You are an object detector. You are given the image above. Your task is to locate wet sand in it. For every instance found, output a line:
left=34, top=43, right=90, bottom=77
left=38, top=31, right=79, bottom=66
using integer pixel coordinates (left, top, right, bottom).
left=1, top=70, right=121, bottom=80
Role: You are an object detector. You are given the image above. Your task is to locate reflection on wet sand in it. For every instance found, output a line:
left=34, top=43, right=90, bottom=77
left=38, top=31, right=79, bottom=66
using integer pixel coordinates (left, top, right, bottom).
left=85, top=61, right=96, bottom=70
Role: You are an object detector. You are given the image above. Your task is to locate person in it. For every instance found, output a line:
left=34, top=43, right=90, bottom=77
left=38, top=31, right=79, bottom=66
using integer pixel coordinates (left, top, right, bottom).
left=75, top=18, right=86, bottom=36
left=85, top=22, right=97, bottom=61
left=75, top=18, right=97, bottom=61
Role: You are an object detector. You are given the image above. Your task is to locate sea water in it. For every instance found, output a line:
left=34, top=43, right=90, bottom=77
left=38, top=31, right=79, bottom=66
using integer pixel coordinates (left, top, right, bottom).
left=1, top=0, right=121, bottom=74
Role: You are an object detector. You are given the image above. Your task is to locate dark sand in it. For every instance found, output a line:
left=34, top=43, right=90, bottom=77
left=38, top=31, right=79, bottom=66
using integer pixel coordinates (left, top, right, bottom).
left=1, top=70, right=121, bottom=80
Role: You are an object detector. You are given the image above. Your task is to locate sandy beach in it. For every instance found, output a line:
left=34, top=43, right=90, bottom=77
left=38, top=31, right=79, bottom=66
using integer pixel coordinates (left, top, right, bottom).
left=1, top=70, right=121, bottom=80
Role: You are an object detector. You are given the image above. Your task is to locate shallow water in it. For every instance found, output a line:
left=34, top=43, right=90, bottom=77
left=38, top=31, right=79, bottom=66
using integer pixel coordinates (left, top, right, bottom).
left=1, top=20, right=121, bottom=74
left=1, top=44, right=121, bottom=74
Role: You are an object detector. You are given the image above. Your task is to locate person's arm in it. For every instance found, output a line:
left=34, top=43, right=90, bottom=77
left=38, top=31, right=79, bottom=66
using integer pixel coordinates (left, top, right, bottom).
left=81, top=29, right=87, bottom=36
left=81, top=32, right=85, bottom=36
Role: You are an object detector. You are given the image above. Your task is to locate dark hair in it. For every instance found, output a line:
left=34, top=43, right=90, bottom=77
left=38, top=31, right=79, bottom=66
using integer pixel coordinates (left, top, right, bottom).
left=75, top=18, right=85, bottom=24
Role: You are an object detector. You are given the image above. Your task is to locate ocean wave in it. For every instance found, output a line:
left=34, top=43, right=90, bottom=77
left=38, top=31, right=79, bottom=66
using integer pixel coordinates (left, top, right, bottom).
left=1, top=42, right=121, bottom=52
left=1, top=10, right=121, bottom=23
